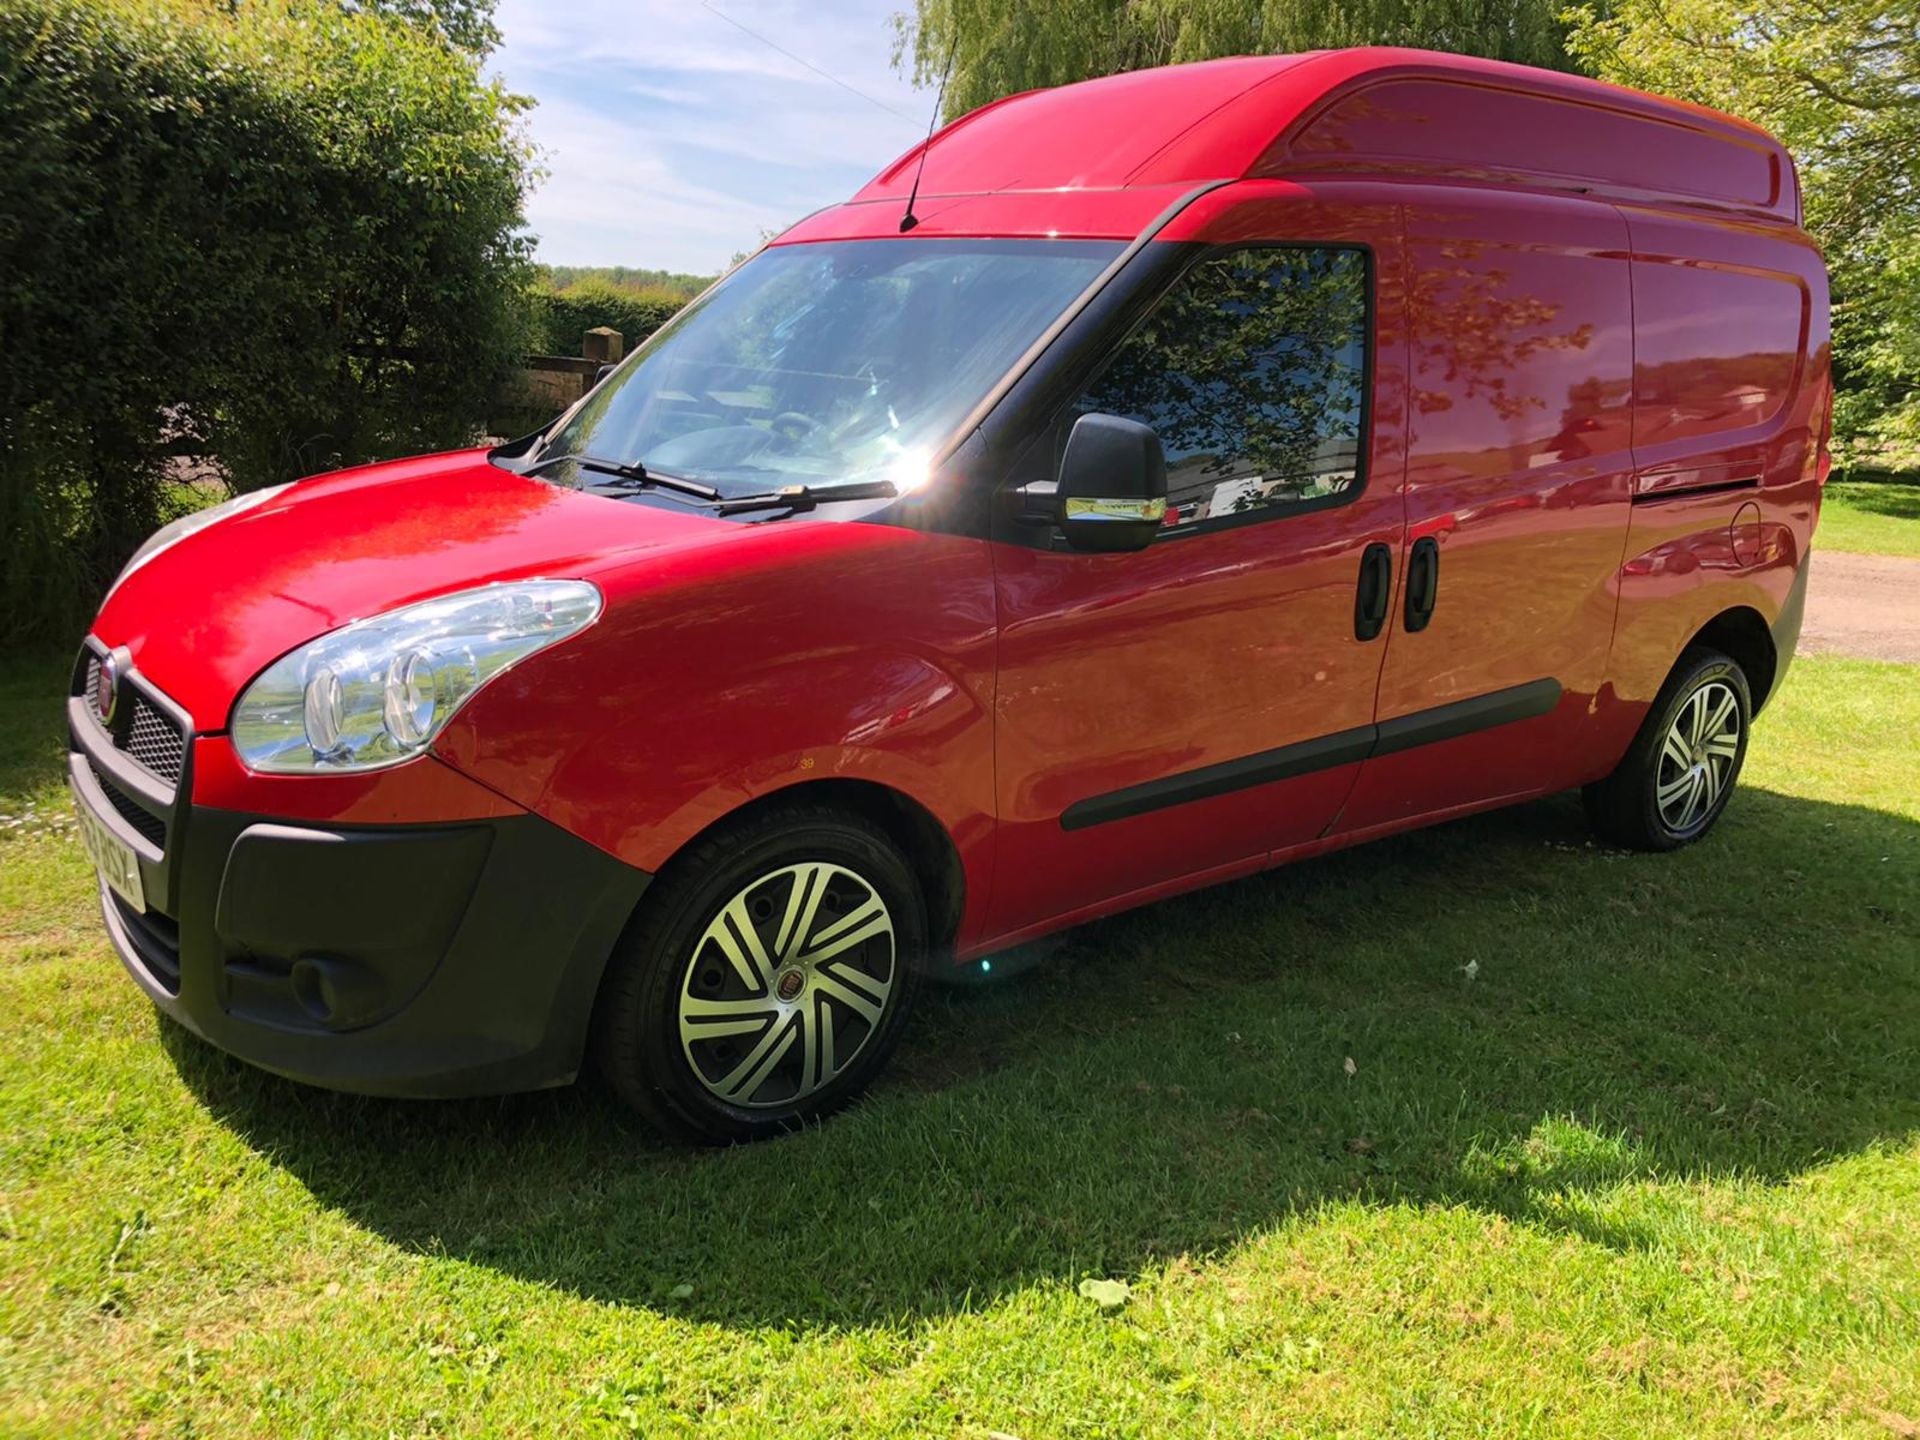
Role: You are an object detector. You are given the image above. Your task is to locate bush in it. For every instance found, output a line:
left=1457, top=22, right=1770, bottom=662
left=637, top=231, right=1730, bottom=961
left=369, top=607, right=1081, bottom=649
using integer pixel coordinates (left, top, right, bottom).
left=0, top=0, right=535, bottom=647
left=535, top=264, right=711, bottom=299
left=532, top=279, right=687, bottom=356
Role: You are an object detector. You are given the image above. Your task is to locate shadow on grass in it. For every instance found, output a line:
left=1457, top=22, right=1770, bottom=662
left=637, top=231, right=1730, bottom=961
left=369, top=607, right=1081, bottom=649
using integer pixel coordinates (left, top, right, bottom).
left=0, top=652, right=75, bottom=810
left=1831, top=477, right=1920, bottom=521
left=161, top=782, right=1920, bottom=1329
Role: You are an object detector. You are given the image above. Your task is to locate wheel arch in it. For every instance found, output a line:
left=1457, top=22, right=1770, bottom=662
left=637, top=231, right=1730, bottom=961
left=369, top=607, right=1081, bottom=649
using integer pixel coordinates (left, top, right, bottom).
left=1686, top=605, right=1778, bottom=711
left=648, top=778, right=969, bottom=963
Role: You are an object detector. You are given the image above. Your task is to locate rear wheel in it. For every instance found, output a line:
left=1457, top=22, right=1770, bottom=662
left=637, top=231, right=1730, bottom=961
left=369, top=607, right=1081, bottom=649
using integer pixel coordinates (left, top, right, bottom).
left=1584, top=648, right=1751, bottom=851
left=591, top=806, right=925, bottom=1143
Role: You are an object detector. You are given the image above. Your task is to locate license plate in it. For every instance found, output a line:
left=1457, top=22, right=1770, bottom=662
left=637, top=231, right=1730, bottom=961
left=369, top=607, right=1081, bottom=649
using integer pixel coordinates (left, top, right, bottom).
left=73, top=782, right=146, bottom=913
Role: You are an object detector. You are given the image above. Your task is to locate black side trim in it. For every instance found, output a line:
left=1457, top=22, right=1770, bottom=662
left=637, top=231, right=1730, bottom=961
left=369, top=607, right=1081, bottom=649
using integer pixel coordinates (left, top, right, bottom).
left=1371, top=678, right=1563, bottom=758
left=1629, top=476, right=1760, bottom=505
left=1058, top=678, right=1565, bottom=831
left=1060, top=726, right=1375, bottom=832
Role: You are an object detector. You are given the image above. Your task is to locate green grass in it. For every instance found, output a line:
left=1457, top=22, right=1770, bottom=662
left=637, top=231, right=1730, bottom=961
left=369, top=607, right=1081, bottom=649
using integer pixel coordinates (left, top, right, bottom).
left=2, top=653, right=1917, bottom=1437
left=1821, top=478, right=1920, bottom=557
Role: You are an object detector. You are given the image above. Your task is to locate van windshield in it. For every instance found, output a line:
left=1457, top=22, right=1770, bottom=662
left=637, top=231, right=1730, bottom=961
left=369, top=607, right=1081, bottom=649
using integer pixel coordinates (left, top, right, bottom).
left=532, top=238, right=1121, bottom=499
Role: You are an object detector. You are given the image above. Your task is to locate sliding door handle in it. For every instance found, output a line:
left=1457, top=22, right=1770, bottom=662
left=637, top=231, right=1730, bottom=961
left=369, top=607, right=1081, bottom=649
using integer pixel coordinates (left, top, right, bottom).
left=1354, top=542, right=1393, bottom=641
left=1404, top=536, right=1440, bottom=633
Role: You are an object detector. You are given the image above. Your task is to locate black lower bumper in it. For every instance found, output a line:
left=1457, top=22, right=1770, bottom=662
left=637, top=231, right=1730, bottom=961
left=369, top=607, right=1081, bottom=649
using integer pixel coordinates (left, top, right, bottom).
left=97, top=802, right=651, bottom=1098
left=1765, top=548, right=1812, bottom=712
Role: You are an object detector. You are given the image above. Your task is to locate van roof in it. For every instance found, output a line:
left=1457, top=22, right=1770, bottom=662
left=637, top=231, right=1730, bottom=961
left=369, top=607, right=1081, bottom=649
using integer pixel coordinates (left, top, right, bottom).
left=824, top=47, right=1797, bottom=229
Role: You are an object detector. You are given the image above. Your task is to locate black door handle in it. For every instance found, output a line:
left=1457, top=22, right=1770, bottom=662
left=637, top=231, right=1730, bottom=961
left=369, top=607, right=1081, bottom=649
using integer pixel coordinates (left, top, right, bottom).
left=1404, top=536, right=1440, bottom=633
left=1354, top=542, right=1392, bottom=641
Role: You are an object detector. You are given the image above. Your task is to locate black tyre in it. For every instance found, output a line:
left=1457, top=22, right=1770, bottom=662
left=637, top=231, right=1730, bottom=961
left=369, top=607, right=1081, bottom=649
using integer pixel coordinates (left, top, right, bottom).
left=590, top=806, right=925, bottom=1143
left=1583, top=647, right=1752, bottom=852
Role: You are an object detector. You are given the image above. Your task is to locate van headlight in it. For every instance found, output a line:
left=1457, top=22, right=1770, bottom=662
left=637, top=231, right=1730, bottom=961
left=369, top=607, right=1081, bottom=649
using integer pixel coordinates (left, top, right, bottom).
left=230, top=580, right=602, bottom=774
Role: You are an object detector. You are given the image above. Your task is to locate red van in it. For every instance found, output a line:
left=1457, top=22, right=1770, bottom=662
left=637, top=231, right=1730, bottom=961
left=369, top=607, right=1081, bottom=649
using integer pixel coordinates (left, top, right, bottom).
left=70, top=49, right=1830, bottom=1142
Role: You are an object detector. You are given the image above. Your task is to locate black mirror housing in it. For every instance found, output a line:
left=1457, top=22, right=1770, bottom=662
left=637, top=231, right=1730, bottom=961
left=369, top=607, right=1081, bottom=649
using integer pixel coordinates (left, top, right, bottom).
left=1056, top=413, right=1168, bottom=553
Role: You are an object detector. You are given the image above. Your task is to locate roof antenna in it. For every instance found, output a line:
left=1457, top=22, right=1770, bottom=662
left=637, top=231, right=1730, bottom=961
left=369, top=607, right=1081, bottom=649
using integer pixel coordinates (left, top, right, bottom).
left=900, top=33, right=958, bottom=233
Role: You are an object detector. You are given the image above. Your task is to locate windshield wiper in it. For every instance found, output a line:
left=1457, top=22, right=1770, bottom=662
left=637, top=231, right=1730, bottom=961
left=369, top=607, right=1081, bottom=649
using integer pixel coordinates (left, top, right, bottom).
left=526, top=451, right=895, bottom=515
left=521, top=451, right=720, bottom=502
left=712, top=479, right=899, bottom=517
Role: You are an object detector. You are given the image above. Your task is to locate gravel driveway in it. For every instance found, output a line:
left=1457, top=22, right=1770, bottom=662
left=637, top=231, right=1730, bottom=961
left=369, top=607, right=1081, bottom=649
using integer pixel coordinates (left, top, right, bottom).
left=1800, top=550, right=1920, bottom=663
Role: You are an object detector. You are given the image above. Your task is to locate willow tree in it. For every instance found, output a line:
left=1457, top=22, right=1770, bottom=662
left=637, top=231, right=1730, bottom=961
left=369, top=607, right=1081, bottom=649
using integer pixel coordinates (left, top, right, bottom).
left=892, top=0, right=1584, bottom=120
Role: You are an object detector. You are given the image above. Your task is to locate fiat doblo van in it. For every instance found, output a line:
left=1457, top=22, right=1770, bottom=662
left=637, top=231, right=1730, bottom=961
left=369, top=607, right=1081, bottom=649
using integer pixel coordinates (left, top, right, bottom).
left=71, top=49, right=1830, bottom=1142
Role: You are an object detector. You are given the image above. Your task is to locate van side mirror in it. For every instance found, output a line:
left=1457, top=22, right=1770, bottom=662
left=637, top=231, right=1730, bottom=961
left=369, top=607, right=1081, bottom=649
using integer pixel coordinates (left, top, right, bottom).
left=1056, top=413, right=1168, bottom=553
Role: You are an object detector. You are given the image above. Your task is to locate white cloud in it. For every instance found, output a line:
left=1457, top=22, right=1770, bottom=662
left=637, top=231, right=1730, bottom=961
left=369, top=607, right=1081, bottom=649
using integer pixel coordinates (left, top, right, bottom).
left=492, top=0, right=932, bottom=271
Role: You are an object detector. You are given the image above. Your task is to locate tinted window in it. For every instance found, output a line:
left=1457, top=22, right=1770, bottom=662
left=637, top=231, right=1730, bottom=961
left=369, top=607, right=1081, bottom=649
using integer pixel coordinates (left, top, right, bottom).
left=1075, top=246, right=1370, bottom=531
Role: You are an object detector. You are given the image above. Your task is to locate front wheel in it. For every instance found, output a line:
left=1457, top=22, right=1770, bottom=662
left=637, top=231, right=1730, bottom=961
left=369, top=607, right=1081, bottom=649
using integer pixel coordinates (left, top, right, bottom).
left=1584, top=648, right=1752, bottom=851
left=591, top=806, right=925, bottom=1143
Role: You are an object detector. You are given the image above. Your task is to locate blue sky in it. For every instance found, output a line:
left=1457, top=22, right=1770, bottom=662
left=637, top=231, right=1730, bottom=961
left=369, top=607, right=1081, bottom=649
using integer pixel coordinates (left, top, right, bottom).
left=491, top=0, right=934, bottom=274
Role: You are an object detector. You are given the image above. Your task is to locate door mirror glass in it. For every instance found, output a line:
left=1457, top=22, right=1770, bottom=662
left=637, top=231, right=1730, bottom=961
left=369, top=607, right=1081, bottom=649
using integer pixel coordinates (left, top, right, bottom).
left=1056, top=412, right=1167, bottom=553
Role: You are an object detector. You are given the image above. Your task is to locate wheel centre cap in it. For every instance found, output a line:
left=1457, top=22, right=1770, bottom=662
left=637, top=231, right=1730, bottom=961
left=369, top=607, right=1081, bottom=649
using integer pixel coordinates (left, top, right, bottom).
left=775, top=967, right=807, bottom=1003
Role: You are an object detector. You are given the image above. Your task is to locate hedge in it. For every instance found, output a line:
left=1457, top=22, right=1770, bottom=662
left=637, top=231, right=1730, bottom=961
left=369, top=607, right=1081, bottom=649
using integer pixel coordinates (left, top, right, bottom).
left=532, top=279, right=687, bottom=357
left=0, top=0, right=535, bottom=647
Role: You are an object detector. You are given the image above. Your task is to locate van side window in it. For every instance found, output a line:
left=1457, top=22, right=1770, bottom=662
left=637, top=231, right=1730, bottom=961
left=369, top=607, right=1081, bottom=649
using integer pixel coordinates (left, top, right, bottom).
left=1075, top=246, right=1370, bottom=532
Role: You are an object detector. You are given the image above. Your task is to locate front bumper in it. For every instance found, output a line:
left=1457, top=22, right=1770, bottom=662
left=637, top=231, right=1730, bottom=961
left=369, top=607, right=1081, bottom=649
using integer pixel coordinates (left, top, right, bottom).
left=68, top=646, right=651, bottom=1097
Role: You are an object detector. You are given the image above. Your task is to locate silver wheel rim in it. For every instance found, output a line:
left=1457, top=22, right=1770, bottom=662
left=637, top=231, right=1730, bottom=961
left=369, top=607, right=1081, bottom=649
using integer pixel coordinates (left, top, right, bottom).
left=1655, top=679, right=1741, bottom=834
left=677, top=862, right=896, bottom=1109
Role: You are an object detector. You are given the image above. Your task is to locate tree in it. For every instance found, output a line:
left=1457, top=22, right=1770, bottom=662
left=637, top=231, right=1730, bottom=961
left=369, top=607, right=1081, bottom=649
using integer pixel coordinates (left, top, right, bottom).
left=1565, top=0, right=1920, bottom=461
left=340, top=0, right=500, bottom=55
left=892, top=0, right=1586, bottom=120
left=0, top=0, right=536, bottom=645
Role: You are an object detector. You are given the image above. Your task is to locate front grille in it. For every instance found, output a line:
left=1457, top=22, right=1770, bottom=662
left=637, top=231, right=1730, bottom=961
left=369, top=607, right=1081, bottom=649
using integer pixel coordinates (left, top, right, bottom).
left=127, top=698, right=186, bottom=784
left=72, top=644, right=190, bottom=791
left=90, top=761, right=167, bottom=847
left=110, top=892, right=181, bottom=994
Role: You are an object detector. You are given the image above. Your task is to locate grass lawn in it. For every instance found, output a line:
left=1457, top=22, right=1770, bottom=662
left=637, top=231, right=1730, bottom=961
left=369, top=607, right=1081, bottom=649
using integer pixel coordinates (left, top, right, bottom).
left=2, top=651, right=1917, bottom=1437
left=1821, top=478, right=1920, bottom=558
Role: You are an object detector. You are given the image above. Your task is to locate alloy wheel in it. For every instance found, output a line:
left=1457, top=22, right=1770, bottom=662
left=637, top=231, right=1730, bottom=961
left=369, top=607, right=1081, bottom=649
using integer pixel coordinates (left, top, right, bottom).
left=676, top=862, right=896, bottom=1109
left=1654, top=679, right=1742, bottom=835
